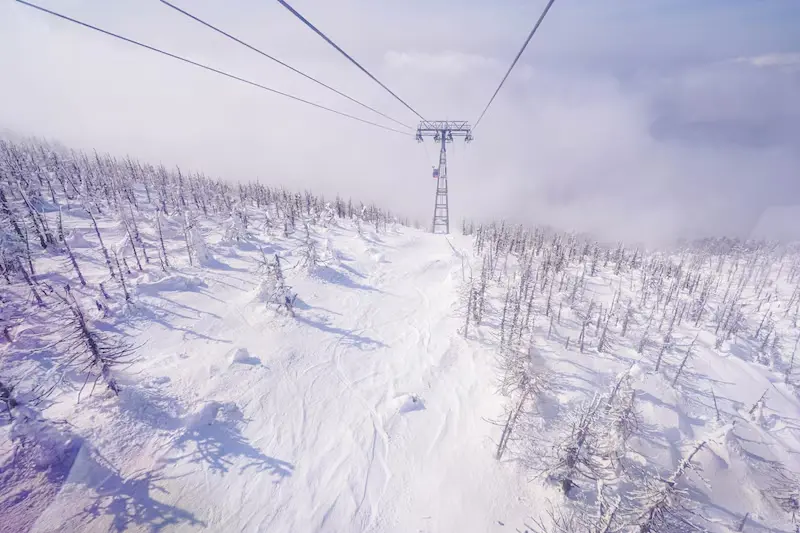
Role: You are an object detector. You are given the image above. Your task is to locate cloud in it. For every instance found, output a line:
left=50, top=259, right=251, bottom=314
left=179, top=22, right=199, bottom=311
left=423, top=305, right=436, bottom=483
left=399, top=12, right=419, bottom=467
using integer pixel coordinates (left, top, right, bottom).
left=384, top=51, right=498, bottom=76
left=735, top=52, right=800, bottom=70
left=1, top=0, right=799, bottom=244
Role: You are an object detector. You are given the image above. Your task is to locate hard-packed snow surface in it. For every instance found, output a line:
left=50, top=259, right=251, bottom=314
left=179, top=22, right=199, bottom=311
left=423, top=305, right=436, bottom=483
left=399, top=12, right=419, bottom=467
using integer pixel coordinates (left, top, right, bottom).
left=3, top=142, right=800, bottom=532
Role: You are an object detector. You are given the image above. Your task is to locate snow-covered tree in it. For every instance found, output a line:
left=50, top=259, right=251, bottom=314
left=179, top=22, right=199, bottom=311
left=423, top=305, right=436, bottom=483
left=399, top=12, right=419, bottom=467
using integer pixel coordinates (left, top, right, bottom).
left=255, top=253, right=296, bottom=316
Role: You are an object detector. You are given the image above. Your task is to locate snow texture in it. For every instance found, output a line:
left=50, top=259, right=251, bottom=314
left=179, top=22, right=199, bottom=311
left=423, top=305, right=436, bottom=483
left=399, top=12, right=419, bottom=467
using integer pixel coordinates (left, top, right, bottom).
left=3, top=140, right=800, bottom=533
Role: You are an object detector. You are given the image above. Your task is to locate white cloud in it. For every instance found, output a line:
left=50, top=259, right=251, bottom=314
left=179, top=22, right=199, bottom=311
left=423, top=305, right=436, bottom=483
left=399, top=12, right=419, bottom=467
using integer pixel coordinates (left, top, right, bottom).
left=384, top=51, right=498, bottom=76
left=735, top=52, right=800, bottom=70
left=1, top=0, right=799, bottom=244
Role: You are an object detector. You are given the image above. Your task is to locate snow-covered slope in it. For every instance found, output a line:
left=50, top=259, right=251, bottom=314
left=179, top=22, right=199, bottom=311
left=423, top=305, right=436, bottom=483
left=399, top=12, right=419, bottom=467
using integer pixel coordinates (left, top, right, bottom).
left=12, top=222, right=533, bottom=533
left=2, top=141, right=800, bottom=533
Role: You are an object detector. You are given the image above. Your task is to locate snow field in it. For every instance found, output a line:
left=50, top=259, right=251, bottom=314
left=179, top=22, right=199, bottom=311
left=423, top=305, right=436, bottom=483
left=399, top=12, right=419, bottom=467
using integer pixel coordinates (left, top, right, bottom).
left=3, top=141, right=800, bottom=533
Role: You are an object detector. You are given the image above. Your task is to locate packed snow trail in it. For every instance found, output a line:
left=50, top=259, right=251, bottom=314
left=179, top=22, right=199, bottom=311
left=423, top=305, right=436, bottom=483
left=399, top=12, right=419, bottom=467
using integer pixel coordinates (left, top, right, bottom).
left=27, top=226, right=534, bottom=533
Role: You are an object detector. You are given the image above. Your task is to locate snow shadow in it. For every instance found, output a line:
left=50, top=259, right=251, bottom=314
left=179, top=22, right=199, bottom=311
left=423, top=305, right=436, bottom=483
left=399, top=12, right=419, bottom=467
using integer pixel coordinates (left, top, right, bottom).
left=198, top=256, right=249, bottom=273
left=394, top=394, right=425, bottom=414
left=116, top=385, right=184, bottom=432
left=68, top=447, right=205, bottom=532
left=292, top=298, right=341, bottom=315
left=164, top=401, right=294, bottom=479
left=338, top=262, right=367, bottom=279
left=294, top=315, right=387, bottom=350
left=0, top=419, right=83, bottom=533
left=311, top=265, right=381, bottom=292
left=1, top=416, right=203, bottom=533
left=130, top=305, right=232, bottom=344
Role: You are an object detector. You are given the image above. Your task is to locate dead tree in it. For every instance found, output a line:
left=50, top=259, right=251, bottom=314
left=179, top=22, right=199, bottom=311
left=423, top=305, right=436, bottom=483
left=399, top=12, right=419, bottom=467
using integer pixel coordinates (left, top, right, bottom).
left=86, top=209, right=115, bottom=279
left=672, top=336, right=697, bottom=387
left=155, top=208, right=170, bottom=269
left=59, top=209, right=86, bottom=286
left=121, top=218, right=143, bottom=271
left=112, top=251, right=130, bottom=301
left=538, top=396, right=607, bottom=495
left=631, top=429, right=728, bottom=532
left=16, top=258, right=44, bottom=307
left=54, top=286, right=134, bottom=399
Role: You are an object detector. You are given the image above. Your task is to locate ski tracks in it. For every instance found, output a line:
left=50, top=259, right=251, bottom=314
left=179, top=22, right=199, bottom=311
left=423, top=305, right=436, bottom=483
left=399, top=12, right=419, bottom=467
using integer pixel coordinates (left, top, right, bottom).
left=328, top=292, right=393, bottom=531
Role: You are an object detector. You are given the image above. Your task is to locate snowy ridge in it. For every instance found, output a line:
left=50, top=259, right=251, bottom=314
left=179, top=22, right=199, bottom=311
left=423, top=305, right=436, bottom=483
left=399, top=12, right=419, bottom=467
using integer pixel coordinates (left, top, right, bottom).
left=1, top=139, right=800, bottom=533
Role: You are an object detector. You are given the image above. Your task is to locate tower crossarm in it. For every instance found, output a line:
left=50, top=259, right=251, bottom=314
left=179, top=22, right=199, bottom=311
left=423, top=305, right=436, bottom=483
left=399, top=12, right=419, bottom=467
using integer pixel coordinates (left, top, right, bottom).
left=416, top=120, right=473, bottom=141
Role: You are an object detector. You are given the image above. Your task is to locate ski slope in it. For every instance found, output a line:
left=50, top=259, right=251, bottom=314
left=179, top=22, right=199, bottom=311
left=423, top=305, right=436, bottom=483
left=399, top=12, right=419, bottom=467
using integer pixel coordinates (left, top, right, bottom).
left=3, top=141, right=800, bottom=533
left=5, top=218, right=538, bottom=533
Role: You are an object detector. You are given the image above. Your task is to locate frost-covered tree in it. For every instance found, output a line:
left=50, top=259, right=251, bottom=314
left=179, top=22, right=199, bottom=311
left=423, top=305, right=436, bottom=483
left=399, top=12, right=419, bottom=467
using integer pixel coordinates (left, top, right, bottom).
left=531, top=485, right=626, bottom=533
left=629, top=428, right=730, bottom=533
left=535, top=395, right=608, bottom=495
left=496, top=346, right=552, bottom=460
left=299, top=221, right=319, bottom=272
left=255, top=253, right=296, bottom=316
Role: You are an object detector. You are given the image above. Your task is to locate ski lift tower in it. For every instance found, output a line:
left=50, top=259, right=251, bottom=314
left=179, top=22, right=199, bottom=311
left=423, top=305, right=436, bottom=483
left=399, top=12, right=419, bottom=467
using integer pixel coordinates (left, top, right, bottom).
left=416, top=121, right=473, bottom=234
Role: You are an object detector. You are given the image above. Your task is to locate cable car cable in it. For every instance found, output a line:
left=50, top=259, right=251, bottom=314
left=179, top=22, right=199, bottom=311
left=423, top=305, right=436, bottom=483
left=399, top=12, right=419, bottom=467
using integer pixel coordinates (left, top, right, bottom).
left=473, top=0, right=557, bottom=130
left=275, top=0, right=426, bottom=122
left=15, top=0, right=412, bottom=137
left=159, top=0, right=412, bottom=130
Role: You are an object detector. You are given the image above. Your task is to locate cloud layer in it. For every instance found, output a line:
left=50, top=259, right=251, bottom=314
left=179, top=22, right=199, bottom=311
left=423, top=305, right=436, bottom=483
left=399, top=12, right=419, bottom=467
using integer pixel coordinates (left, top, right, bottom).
left=1, top=0, right=799, bottom=244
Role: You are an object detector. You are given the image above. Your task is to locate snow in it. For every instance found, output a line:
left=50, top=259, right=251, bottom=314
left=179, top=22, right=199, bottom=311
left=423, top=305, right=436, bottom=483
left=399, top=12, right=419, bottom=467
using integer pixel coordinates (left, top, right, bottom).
left=65, top=230, right=93, bottom=249
left=3, top=161, right=800, bottom=532
left=3, top=210, right=538, bottom=532
left=135, top=273, right=207, bottom=294
left=228, top=347, right=260, bottom=366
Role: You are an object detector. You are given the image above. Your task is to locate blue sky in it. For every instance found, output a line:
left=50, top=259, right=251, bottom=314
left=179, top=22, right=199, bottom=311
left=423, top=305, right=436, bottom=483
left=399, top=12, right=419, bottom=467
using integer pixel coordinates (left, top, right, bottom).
left=1, top=0, right=799, bottom=243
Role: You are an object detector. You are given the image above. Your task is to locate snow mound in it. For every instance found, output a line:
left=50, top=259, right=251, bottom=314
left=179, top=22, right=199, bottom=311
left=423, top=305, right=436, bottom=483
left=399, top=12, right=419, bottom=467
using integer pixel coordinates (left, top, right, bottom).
left=65, top=230, right=92, bottom=248
left=391, top=394, right=425, bottom=414
left=228, top=347, right=260, bottom=365
left=184, top=401, right=241, bottom=429
left=136, top=273, right=206, bottom=294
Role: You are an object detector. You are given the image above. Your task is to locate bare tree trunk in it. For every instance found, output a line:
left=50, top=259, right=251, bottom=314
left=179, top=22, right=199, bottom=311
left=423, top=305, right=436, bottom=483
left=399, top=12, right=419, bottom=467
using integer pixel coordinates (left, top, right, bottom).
left=113, top=251, right=130, bottom=301
left=87, top=209, right=115, bottom=279
left=463, top=281, right=473, bottom=338
left=672, top=336, right=697, bottom=386
left=17, top=258, right=44, bottom=307
left=122, top=219, right=143, bottom=271
left=183, top=212, right=193, bottom=266
left=23, top=227, right=35, bottom=276
left=155, top=209, right=170, bottom=269
left=496, top=385, right=529, bottom=460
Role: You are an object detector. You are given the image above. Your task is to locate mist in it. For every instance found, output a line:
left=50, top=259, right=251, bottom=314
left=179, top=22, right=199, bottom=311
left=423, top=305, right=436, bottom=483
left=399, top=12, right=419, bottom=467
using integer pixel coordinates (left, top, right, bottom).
left=2, top=0, right=799, bottom=244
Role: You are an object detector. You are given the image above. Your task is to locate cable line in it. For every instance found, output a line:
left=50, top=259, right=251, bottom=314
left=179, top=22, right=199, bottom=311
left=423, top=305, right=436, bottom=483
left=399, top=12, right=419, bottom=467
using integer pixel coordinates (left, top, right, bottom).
left=159, top=0, right=412, bottom=130
left=275, top=0, right=426, bottom=122
left=15, top=0, right=411, bottom=137
left=473, top=0, right=557, bottom=130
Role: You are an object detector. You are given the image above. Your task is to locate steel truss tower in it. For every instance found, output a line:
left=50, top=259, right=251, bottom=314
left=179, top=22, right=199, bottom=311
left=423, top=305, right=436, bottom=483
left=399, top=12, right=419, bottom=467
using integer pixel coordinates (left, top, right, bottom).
left=416, top=121, right=473, bottom=234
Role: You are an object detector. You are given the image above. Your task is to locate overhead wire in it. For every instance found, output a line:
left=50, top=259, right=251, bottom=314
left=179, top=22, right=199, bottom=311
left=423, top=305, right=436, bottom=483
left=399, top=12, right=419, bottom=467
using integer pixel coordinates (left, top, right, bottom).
left=472, top=0, right=557, bottom=130
left=158, top=0, right=412, bottom=131
left=15, top=0, right=411, bottom=137
left=275, top=0, right=427, bottom=122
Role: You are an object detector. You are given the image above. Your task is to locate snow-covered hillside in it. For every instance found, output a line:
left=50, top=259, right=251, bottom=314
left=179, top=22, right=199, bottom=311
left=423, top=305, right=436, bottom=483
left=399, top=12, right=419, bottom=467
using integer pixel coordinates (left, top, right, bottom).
left=2, top=139, right=800, bottom=533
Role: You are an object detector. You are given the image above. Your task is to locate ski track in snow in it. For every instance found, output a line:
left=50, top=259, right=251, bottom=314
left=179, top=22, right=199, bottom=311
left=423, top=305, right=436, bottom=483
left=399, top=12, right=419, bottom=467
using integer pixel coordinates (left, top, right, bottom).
left=12, top=207, right=800, bottom=532
left=28, top=226, right=530, bottom=533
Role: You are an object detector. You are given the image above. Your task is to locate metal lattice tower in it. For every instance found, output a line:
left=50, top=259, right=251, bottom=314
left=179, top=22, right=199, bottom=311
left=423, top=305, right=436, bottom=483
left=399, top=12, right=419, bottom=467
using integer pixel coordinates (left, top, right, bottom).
left=416, top=121, right=473, bottom=234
